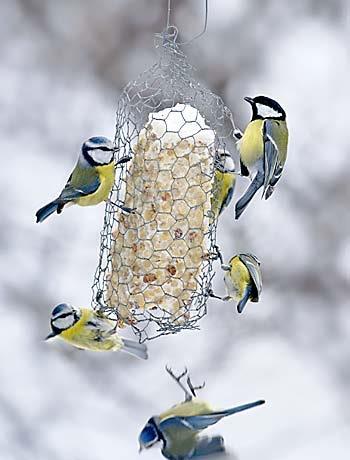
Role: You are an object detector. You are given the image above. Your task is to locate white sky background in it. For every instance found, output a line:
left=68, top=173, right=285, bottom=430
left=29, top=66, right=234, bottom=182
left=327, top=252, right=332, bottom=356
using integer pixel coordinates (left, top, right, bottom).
left=1, top=1, right=350, bottom=459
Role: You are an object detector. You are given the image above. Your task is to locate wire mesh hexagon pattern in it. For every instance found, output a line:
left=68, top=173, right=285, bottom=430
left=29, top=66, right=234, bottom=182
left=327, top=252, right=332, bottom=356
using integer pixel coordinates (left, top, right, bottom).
left=92, top=29, right=235, bottom=341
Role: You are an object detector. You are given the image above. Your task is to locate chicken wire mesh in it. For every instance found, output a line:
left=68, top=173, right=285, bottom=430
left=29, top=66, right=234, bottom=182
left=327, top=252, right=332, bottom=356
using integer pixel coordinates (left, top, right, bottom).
left=92, top=28, right=235, bottom=341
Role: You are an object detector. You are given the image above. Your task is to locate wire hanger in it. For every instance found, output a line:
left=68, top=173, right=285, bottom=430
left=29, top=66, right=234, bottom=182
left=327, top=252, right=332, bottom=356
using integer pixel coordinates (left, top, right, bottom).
left=164, top=0, right=208, bottom=46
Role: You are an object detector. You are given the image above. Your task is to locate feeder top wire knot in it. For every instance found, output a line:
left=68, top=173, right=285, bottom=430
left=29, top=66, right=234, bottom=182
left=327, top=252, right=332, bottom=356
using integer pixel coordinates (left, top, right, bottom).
left=92, top=26, right=235, bottom=342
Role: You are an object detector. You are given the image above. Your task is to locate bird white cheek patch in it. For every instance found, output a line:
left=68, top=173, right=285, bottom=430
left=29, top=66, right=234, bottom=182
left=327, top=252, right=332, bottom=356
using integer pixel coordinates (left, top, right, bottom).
left=53, top=316, right=74, bottom=330
left=256, top=104, right=281, bottom=119
left=90, top=149, right=113, bottom=165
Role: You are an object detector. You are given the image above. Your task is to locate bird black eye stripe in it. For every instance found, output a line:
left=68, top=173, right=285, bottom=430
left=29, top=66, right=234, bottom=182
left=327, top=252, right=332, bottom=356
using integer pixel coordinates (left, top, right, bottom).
left=91, top=146, right=114, bottom=151
left=52, top=312, right=72, bottom=320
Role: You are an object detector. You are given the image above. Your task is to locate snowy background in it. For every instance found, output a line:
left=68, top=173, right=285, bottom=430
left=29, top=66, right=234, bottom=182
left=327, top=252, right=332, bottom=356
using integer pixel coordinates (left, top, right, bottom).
left=1, top=0, right=350, bottom=459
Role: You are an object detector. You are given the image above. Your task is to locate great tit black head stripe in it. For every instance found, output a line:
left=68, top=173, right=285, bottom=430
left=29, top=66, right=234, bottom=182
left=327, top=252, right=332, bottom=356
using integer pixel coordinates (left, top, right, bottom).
left=245, top=96, right=286, bottom=121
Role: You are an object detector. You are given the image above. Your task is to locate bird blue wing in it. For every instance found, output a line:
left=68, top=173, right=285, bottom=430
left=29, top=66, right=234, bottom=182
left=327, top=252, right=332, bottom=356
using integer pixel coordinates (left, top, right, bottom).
left=181, top=413, right=230, bottom=431
left=59, top=176, right=100, bottom=202
left=160, top=400, right=265, bottom=432
left=263, top=120, right=282, bottom=198
left=159, top=416, right=194, bottom=433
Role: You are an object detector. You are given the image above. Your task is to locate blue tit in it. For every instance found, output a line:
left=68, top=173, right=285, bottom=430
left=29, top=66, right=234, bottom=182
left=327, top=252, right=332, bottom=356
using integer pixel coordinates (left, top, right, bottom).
left=221, top=253, right=262, bottom=313
left=36, top=136, right=127, bottom=223
left=235, top=96, right=289, bottom=219
left=211, top=149, right=236, bottom=219
left=138, top=367, right=265, bottom=459
left=45, top=303, right=148, bottom=359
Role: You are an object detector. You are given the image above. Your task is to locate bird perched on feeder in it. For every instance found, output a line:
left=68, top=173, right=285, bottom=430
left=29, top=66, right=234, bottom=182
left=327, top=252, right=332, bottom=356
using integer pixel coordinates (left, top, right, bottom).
left=45, top=303, right=148, bottom=359
left=234, top=96, right=289, bottom=219
left=36, top=136, right=131, bottom=223
left=211, top=149, right=236, bottom=219
left=138, top=366, right=265, bottom=459
left=213, top=253, right=262, bottom=314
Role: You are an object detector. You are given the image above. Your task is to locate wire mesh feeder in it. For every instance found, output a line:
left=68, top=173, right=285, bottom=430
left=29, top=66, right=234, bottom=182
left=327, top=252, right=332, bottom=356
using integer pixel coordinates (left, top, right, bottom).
left=92, top=28, right=235, bottom=341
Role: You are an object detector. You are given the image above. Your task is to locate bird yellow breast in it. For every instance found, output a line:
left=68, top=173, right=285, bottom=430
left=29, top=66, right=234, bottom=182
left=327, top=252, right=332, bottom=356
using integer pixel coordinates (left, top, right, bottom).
left=225, top=257, right=251, bottom=300
left=238, top=120, right=264, bottom=167
left=77, top=163, right=115, bottom=207
left=239, top=119, right=289, bottom=169
left=59, top=308, right=122, bottom=351
left=211, top=170, right=236, bottom=218
left=159, top=398, right=213, bottom=421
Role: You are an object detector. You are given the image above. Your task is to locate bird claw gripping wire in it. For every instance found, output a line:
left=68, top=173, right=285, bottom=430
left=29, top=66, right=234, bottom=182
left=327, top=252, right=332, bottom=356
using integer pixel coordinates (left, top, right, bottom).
left=115, top=155, right=132, bottom=166
left=207, top=288, right=223, bottom=301
left=213, top=244, right=224, bottom=264
left=224, top=105, right=242, bottom=140
left=109, top=199, right=136, bottom=214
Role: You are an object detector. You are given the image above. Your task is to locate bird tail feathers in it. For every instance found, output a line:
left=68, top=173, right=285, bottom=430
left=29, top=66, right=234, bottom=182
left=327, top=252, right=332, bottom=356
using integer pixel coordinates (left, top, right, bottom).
left=235, top=171, right=264, bottom=219
left=264, top=185, right=275, bottom=200
left=237, top=287, right=252, bottom=314
left=183, top=400, right=265, bottom=432
left=122, top=338, right=148, bottom=360
left=222, top=400, right=265, bottom=417
left=36, top=200, right=60, bottom=223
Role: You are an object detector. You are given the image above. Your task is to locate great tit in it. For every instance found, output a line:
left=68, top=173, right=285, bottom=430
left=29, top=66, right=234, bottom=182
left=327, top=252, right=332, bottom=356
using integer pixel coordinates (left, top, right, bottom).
left=235, top=96, right=289, bottom=219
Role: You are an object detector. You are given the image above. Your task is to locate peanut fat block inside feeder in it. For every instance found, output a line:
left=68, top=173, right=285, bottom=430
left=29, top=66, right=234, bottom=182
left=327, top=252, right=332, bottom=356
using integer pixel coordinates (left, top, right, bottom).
left=110, top=103, right=215, bottom=326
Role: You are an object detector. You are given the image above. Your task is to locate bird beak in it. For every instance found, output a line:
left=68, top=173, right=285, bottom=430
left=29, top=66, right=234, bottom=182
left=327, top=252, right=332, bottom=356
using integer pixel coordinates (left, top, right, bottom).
left=138, top=446, right=143, bottom=454
left=44, top=331, right=58, bottom=341
left=244, top=96, right=254, bottom=104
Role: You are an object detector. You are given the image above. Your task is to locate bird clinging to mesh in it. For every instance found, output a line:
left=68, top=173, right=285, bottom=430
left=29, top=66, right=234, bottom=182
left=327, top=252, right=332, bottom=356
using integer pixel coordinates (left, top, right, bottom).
left=234, top=96, right=289, bottom=219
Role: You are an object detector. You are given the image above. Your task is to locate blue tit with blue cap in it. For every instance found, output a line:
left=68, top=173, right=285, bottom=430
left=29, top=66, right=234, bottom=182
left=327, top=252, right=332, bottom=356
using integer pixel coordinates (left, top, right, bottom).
left=138, top=366, right=265, bottom=459
left=235, top=96, right=289, bottom=219
left=36, top=136, right=131, bottom=223
left=211, top=149, right=236, bottom=219
left=45, top=303, right=148, bottom=359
